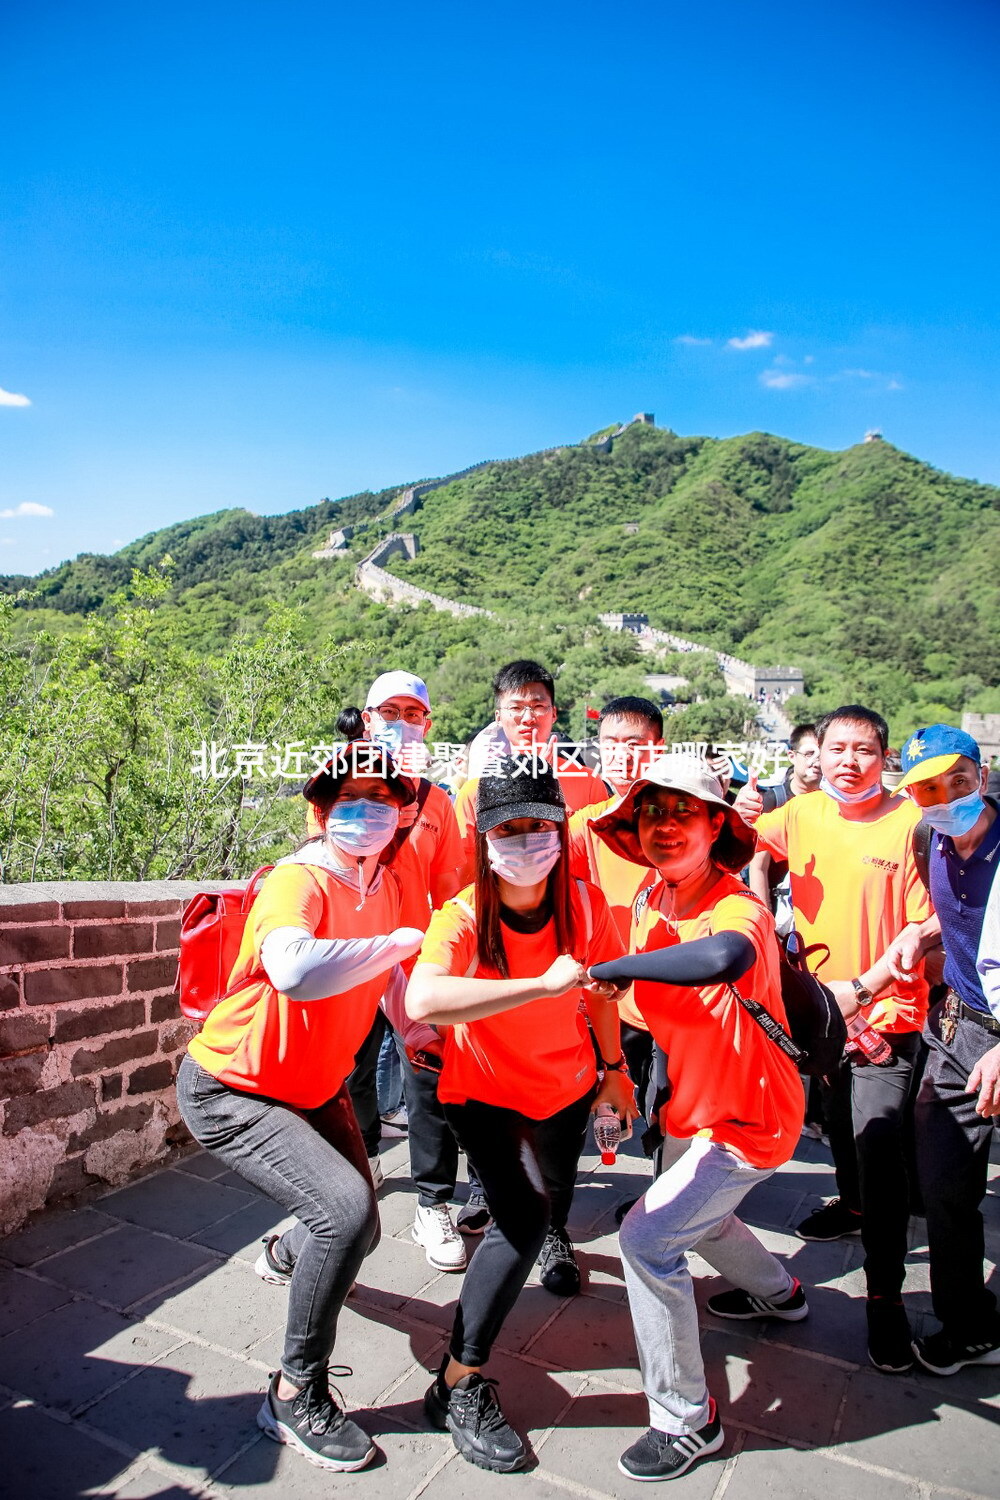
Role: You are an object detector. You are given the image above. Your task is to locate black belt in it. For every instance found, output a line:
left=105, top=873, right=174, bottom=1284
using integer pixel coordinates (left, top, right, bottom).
left=946, top=989, right=1000, bottom=1037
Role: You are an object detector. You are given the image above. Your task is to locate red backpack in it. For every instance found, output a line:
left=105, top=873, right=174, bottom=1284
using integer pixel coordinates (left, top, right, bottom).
left=178, top=867, right=273, bottom=1021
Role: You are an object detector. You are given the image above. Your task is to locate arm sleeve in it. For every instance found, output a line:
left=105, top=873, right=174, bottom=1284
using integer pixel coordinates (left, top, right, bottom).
left=589, top=931, right=755, bottom=987
left=976, top=871, right=1000, bottom=1022
left=260, top=926, right=425, bottom=1001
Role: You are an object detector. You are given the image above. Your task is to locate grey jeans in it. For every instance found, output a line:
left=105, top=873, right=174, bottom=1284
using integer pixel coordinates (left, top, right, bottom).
left=620, top=1133, right=792, bottom=1435
left=176, top=1054, right=378, bottom=1385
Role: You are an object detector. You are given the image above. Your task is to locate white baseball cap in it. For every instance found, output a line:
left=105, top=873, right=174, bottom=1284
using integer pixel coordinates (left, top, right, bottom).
left=365, top=670, right=431, bottom=712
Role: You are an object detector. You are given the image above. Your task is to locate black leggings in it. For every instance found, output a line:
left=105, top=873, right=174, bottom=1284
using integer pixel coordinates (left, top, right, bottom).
left=442, top=1087, right=595, bottom=1366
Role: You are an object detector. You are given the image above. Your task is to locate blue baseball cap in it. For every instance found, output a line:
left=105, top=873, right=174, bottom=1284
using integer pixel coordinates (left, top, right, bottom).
left=896, top=723, right=981, bottom=793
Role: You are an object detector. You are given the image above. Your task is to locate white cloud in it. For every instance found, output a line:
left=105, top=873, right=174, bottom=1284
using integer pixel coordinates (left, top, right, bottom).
left=841, top=368, right=876, bottom=379
left=0, top=502, right=54, bottom=518
left=803, top=355, right=815, bottom=365
left=760, top=369, right=813, bottom=391
left=674, top=334, right=713, bottom=346
left=0, top=387, right=31, bottom=407
left=887, top=379, right=903, bottom=391
left=728, top=330, right=774, bottom=350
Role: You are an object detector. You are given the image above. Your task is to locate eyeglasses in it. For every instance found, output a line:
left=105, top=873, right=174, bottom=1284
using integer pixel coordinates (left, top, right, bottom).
left=375, top=705, right=430, bottom=724
left=498, top=700, right=553, bottom=719
left=637, top=798, right=701, bottom=821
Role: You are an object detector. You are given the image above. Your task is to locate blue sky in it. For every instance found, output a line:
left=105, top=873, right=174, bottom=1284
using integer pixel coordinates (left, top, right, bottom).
left=2, top=0, right=998, bottom=577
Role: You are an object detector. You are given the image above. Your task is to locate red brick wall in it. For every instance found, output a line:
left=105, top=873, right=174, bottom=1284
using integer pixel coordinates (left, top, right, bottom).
left=0, top=882, right=240, bottom=1234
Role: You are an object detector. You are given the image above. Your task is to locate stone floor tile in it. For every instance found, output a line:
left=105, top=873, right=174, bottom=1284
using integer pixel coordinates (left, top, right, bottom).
left=739, top=1179, right=809, bottom=1234
left=0, top=1299, right=177, bottom=1413
left=133, top=1259, right=286, bottom=1355
left=836, top=1369, right=1000, bottom=1494
left=0, top=1266, right=72, bottom=1338
left=0, top=1401, right=137, bottom=1498
left=539, top=1379, right=728, bottom=1500
left=188, top=1202, right=291, bottom=1264
left=752, top=1224, right=853, bottom=1285
left=172, top=1151, right=231, bottom=1183
left=754, top=1274, right=868, bottom=1365
left=491, top=1282, right=575, bottom=1356
left=905, top=1358, right=1000, bottom=1413
left=99, top=1170, right=258, bottom=1239
left=2, top=1206, right=119, bottom=1267
left=41, top=1224, right=217, bottom=1311
left=109, top=1462, right=214, bottom=1498
left=85, top=1339, right=265, bottom=1477
left=526, top=1287, right=642, bottom=1387
left=212, top=1416, right=446, bottom=1498
left=349, top=1234, right=432, bottom=1313
left=724, top=1437, right=921, bottom=1498
left=702, top=1327, right=850, bottom=1447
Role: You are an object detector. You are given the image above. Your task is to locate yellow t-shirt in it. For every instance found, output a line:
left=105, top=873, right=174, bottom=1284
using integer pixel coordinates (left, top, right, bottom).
left=755, top=793, right=931, bottom=1033
left=569, top=796, right=655, bottom=1030
left=188, top=861, right=401, bottom=1107
left=631, top=875, right=804, bottom=1169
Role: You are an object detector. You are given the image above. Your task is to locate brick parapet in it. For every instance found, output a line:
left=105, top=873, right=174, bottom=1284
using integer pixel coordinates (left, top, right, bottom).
left=0, top=878, right=244, bottom=1234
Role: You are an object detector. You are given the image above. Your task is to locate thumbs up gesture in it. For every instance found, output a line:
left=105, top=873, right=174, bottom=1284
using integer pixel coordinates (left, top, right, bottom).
left=734, top=770, right=765, bottom=826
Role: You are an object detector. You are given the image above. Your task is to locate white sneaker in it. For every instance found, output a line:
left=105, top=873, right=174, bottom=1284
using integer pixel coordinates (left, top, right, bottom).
left=380, top=1107, right=409, bottom=1138
left=412, top=1203, right=467, bottom=1271
left=368, top=1155, right=385, bottom=1192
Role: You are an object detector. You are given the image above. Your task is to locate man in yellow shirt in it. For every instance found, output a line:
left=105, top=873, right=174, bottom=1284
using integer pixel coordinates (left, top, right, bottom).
left=734, top=704, right=930, bottom=1374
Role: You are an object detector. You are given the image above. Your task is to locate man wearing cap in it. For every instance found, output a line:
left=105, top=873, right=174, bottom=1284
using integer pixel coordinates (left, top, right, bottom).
left=339, top=671, right=472, bottom=1272
left=883, top=724, right=1000, bottom=1375
left=734, top=704, right=932, bottom=1374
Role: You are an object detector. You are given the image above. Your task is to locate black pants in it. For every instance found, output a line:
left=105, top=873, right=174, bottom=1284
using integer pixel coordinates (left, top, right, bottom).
left=916, top=1004, right=1000, bottom=1342
left=442, top=1088, right=595, bottom=1366
left=852, top=1032, right=924, bottom=1298
left=396, top=1039, right=461, bottom=1207
left=347, top=1013, right=386, bottom=1158
left=819, top=1060, right=861, bottom=1212
left=621, top=1023, right=656, bottom=1122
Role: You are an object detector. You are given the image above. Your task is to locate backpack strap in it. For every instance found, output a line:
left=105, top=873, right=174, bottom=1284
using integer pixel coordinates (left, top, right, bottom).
left=913, top=818, right=933, bottom=890
left=726, top=981, right=806, bottom=1066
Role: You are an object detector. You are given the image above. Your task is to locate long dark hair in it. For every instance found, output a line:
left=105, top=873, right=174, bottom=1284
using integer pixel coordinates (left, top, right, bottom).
left=472, top=820, right=577, bottom=978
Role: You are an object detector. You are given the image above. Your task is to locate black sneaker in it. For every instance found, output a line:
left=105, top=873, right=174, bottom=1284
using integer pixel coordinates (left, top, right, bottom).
left=912, top=1328, right=1000, bottom=1375
left=707, top=1278, right=808, bottom=1322
left=866, top=1297, right=913, bottom=1373
left=424, top=1362, right=528, bottom=1473
left=254, top=1235, right=293, bottom=1287
left=538, top=1228, right=580, bottom=1296
left=257, top=1369, right=376, bottom=1471
left=618, top=1399, right=724, bottom=1481
left=456, top=1189, right=492, bottom=1235
left=795, top=1199, right=862, bottom=1242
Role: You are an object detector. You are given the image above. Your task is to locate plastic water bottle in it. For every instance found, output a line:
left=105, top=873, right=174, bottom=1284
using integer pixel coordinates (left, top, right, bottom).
left=593, top=1103, right=622, bottom=1165
left=845, top=1012, right=894, bottom=1066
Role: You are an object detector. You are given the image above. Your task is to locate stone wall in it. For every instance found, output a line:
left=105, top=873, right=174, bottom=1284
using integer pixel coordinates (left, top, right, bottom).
left=0, top=879, right=241, bottom=1235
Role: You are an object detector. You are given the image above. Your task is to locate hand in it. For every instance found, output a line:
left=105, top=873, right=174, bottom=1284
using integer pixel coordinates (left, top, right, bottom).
left=583, top=969, right=622, bottom=1001
left=885, top=925, right=923, bottom=982
left=540, top=953, right=589, bottom=997
left=969, top=1041, right=1000, bottom=1118
left=593, top=1069, right=638, bottom=1125
left=733, top=772, right=764, bottom=826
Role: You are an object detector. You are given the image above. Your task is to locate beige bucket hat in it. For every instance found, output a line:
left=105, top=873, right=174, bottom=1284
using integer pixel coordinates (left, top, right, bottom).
left=589, top=754, right=756, bottom=873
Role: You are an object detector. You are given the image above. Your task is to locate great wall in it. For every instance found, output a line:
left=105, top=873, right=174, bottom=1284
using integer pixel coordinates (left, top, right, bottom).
left=311, top=415, right=803, bottom=722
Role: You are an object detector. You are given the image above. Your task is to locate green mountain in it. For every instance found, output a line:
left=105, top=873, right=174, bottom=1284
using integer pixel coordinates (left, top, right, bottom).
left=4, top=422, right=998, bottom=742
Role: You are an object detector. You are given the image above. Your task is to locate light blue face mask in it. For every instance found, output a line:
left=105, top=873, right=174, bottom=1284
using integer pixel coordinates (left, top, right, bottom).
left=820, top=775, right=883, bottom=805
left=919, top=789, right=986, bottom=838
left=325, top=799, right=399, bottom=857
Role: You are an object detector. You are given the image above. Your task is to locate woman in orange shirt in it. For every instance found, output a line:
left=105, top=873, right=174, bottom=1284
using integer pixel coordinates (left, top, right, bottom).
left=587, top=757, right=807, bottom=1483
left=406, top=758, right=634, bottom=1474
left=177, top=745, right=424, bottom=1475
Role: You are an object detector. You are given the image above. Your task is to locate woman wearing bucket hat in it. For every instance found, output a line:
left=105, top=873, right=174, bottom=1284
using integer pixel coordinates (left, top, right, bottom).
left=586, top=755, right=807, bottom=1482
left=177, top=742, right=425, bottom=1474
left=405, top=757, right=634, bottom=1473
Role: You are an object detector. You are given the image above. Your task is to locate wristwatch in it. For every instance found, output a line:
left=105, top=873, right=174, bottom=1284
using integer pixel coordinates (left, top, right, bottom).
left=851, top=978, right=874, bottom=1005
left=602, top=1056, right=628, bottom=1072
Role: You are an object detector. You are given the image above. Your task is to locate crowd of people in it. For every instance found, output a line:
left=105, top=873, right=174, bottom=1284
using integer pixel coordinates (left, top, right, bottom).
left=177, top=658, right=1000, bottom=1482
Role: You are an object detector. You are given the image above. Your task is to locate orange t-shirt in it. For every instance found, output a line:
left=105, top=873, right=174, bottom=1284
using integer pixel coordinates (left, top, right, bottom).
left=187, top=860, right=401, bottom=1107
left=755, top=793, right=931, bottom=1034
left=630, top=874, right=804, bottom=1169
left=414, top=880, right=624, bottom=1118
left=569, top=795, right=656, bottom=1030
left=454, top=756, right=609, bottom=869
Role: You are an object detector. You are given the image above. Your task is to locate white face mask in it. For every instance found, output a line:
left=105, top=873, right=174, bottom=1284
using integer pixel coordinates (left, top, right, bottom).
left=486, top=830, right=561, bottom=886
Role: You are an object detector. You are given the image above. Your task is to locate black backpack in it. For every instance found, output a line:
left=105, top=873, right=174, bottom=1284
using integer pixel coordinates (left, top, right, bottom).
left=727, top=929, right=846, bottom=1082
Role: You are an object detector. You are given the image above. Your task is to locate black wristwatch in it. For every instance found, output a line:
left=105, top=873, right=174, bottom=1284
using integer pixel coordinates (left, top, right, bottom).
left=602, top=1056, right=628, bottom=1072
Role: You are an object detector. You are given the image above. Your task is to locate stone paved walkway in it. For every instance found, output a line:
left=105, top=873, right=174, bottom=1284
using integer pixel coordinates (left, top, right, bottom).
left=1, top=1126, right=998, bottom=1499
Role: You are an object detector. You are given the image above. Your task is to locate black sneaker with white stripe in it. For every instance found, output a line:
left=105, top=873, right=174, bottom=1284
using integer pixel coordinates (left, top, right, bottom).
left=618, top=1399, right=724, bottom=1481
left=912, top=1328, right=1000, bottom=1375
left=706, top=1278, right=808, bottom=1322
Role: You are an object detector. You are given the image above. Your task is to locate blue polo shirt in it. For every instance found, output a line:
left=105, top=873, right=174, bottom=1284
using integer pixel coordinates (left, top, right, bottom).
left=928, top=802, right=1000, bottom=1015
